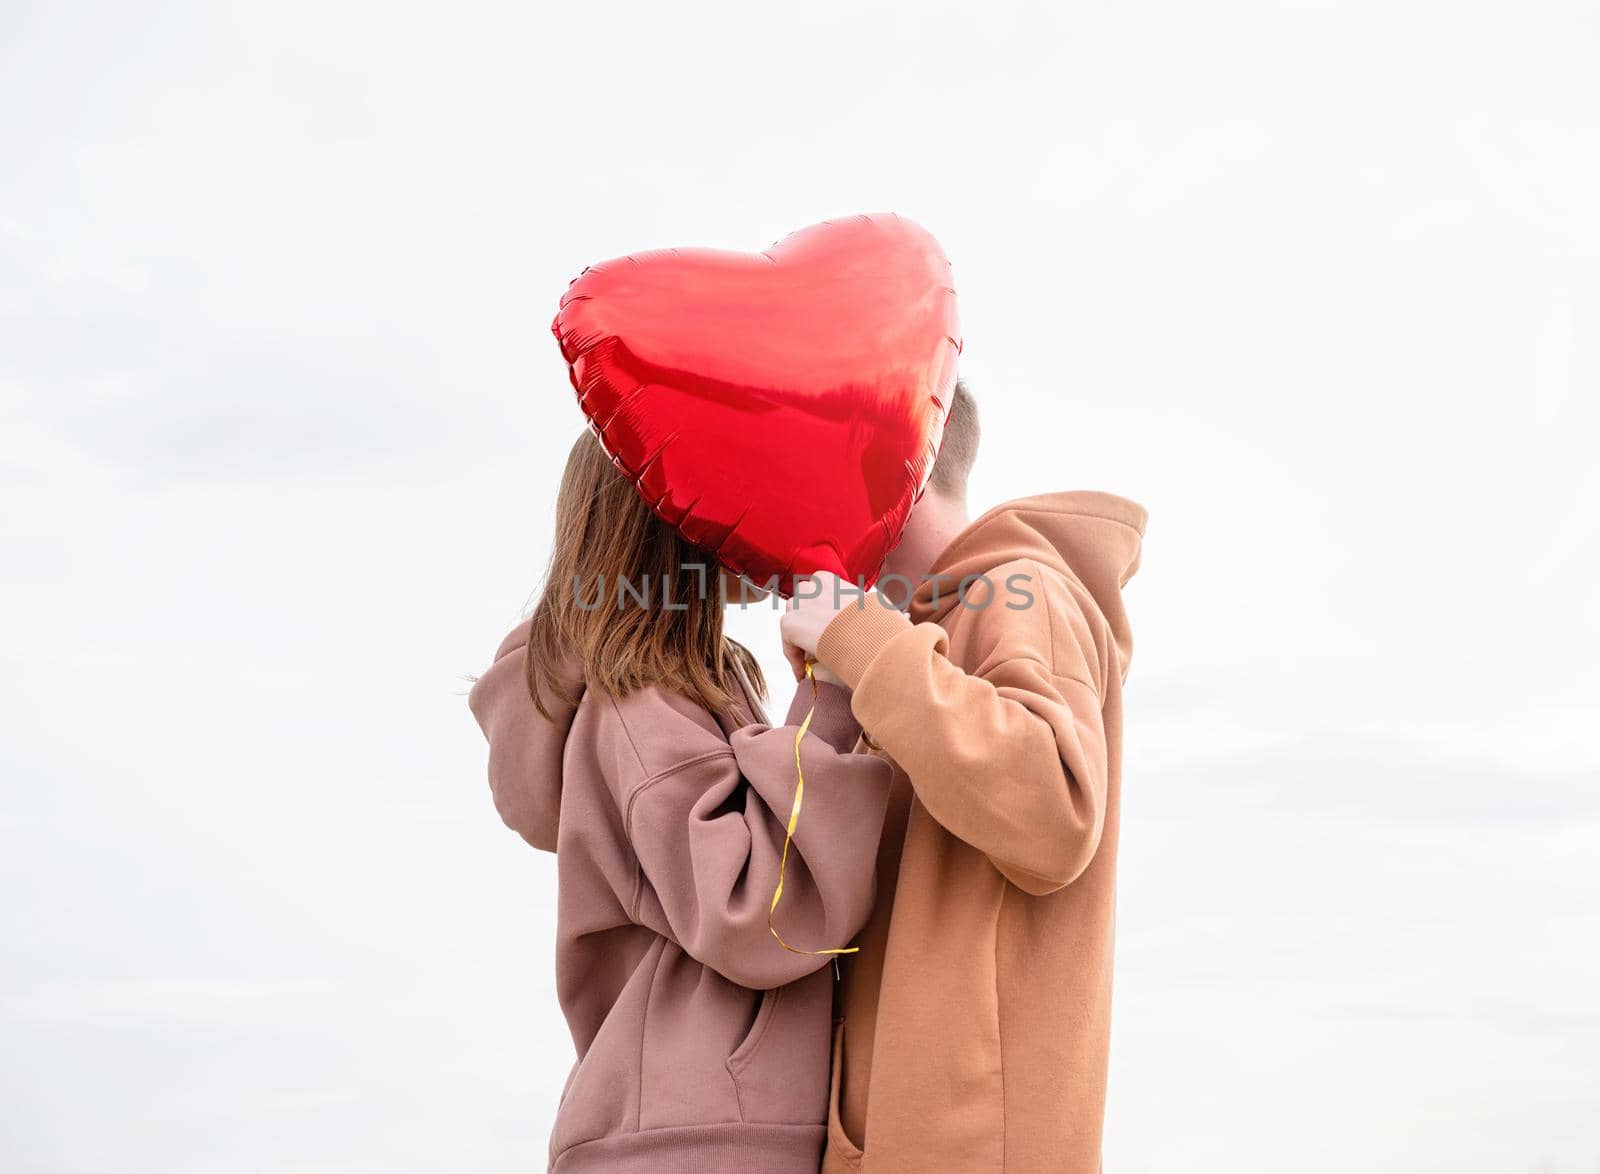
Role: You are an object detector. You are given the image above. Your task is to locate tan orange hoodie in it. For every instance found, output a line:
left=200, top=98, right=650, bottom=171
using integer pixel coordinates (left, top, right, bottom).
left=812, top=491, right=1146, bottom=1174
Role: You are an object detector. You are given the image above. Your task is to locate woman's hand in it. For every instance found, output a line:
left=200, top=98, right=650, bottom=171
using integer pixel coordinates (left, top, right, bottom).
left=781, top=572, right=852, bottom=683
left=781, top=638, right=845, bottom=686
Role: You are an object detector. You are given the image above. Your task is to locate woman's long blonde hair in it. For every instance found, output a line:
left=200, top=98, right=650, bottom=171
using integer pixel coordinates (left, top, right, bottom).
left=525, top=431, right=765, bottom=719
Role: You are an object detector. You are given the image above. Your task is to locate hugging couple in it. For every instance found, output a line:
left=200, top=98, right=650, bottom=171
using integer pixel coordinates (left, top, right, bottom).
left=469, top=381, right=1146, bottom=1173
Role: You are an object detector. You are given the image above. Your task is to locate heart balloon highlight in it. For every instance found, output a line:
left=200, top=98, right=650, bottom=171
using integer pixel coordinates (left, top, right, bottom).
left=552, top=213, right=961, bottom=595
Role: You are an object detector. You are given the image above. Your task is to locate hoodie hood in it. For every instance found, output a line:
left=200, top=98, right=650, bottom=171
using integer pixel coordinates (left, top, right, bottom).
left=909, top=491, right=1146, bottom=671
left=467, top=619, right=585, bottom=852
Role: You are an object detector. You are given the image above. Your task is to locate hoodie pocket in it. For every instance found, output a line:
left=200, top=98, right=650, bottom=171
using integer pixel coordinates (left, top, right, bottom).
left=727, top=987, right=780, bottom=1077
left=723, top=971, right=831, bottom=1125
left=825, top=1020, right=865, bottom=1167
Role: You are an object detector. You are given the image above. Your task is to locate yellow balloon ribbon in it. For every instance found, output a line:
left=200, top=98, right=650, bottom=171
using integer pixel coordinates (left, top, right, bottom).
left=768, top=660, right=860, bottom=957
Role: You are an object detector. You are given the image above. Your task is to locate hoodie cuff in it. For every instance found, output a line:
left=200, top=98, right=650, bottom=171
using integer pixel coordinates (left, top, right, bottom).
left=816, top=600, right=916, bottom=691
left=785, top=680, right=861, bottom=753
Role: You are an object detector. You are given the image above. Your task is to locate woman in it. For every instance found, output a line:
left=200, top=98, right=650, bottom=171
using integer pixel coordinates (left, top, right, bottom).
left=469, top=431, right=891, bottom=1173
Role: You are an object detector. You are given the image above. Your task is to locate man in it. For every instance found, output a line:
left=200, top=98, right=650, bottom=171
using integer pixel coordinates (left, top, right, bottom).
left=780, top=380, right=1146, bottom=1174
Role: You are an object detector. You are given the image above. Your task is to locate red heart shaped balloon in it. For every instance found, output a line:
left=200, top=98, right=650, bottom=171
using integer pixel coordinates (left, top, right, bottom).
left=552, top=214, right=961, bottom=595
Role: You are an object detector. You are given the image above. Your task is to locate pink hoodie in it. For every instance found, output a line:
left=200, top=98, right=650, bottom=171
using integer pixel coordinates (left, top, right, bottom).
left=469, top=621, right=893, bottom=1174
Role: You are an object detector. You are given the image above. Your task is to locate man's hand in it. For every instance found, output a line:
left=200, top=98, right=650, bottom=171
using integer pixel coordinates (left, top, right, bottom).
left=780, top=571, right=854, bottom=683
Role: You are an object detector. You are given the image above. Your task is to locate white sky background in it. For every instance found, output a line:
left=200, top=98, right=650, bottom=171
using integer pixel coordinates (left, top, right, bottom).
left=2, top=1, right=1597, bottom=1171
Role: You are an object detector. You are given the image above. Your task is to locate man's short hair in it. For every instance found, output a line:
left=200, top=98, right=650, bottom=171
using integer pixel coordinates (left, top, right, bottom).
left=929, top=378, right=979, bottom=496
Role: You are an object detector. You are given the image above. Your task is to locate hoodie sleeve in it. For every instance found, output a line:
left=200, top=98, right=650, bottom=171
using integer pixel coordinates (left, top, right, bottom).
left=815, top=586, right=1109, bottom=897
left=613, top=683, right=893, bottom=990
